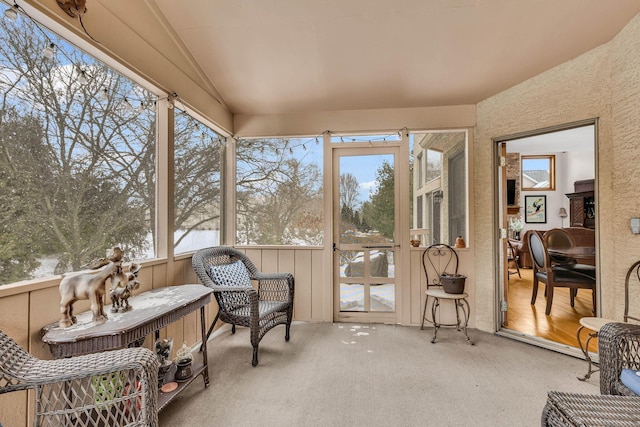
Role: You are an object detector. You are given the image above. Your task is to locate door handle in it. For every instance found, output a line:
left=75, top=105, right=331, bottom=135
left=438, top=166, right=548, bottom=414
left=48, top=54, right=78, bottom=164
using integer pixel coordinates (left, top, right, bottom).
left=361, top=244, right=398, bottom=249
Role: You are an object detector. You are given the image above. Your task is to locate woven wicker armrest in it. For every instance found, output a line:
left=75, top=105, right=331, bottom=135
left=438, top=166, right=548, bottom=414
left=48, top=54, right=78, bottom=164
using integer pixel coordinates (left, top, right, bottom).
left=599, top=322, right=640, bottom=396
left=1, top=332, right=152, bottom=392
left=207, top=284, right=259, bottom=294
left=218, top=287, right=260, bottom=313
left=253, top=271, right=293, bottom=281
left=26, top=347, right=158, bottom=386
left=254, top=272, right=294, bottom=302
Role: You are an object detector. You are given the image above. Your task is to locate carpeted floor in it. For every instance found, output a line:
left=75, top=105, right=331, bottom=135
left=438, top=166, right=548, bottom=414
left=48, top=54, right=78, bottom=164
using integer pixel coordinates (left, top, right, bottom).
left=159, top=321, right=598, bottom=426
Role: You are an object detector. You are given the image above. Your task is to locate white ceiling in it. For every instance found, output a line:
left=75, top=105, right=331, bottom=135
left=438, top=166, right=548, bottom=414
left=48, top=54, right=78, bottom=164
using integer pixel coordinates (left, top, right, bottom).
left=506, top=125, right=595, bottom=154
left=98, top=0, right=640, bottom=116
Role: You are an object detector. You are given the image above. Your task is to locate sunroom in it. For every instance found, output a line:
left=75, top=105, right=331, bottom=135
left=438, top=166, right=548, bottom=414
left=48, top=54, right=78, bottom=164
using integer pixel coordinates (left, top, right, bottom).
left=3, top=0, right=640, bottom=425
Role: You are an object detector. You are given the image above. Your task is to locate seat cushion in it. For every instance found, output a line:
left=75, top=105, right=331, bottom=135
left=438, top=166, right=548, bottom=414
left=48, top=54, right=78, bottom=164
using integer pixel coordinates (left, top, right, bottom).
left=551, top=266, right=596, bottom=284
left=620, top=369, right=640, bottom=396
left=555, top=263, right=596, bottom=279
left=208, top=260, right=252, bottom=287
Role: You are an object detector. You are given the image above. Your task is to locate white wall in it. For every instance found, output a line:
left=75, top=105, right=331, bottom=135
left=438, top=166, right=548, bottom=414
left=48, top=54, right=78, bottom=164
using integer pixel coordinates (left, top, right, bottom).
left=516, top=148, right=595, bottom=234
left=507, top=125, right=596, bottom=234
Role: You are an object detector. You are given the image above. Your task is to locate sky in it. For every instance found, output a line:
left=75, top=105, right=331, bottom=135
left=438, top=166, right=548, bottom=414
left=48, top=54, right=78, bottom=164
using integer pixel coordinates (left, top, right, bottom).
left=340, top=153, right=393, bottom=205
left=289, top=134, right=406, bottom=206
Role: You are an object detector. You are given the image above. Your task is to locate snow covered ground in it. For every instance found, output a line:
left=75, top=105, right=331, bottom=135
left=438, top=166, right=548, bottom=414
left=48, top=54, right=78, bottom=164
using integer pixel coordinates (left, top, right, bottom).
left=340, top=283, right=395, bottom=312
left=32, top=229, right=220, bottom=279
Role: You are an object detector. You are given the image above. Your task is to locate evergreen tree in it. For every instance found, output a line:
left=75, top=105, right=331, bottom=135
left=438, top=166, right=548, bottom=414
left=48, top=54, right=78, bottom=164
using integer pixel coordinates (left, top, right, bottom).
left=361, top=161, right=395, bottom=239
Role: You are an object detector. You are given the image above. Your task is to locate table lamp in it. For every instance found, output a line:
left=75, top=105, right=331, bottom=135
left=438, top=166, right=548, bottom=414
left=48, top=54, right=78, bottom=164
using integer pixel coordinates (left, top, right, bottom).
left=558, top=207, right=568, bottom=227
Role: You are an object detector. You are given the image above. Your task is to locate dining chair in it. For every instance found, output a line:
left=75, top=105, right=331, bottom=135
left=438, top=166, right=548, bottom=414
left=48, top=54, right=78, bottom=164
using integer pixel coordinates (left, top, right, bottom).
left=528, top=232, right=596, bottom=316
left=507, top=239, right=521, bottom=279
left=544, top=228, right=577, bottom=266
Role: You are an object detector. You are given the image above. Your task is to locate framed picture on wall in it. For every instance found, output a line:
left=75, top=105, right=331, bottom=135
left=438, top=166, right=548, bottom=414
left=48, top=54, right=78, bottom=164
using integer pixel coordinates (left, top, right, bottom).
left=525, top=195, right=546, bottom=223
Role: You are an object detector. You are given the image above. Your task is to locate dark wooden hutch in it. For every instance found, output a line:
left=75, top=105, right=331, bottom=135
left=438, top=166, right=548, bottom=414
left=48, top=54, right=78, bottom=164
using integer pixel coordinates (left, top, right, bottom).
left=565, top=179, right=595, bottom=229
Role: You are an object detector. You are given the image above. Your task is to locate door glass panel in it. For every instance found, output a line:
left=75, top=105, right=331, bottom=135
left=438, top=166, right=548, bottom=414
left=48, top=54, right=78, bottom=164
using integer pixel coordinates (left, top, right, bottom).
left=338, top=153, right=396, bottom=313
left=339, top=154, right=395, bottom=245
left=340, top=283, right=364, bottom=311
left=341, top=250, right=363, bottom=278
left=371, top=250, right=393, bottom=278
left=370, top=282, right=395, bottom=312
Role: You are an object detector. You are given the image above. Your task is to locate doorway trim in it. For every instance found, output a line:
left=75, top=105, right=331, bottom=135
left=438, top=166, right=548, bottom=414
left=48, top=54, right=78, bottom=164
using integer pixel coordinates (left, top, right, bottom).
left=492, top=118, right=600, bottom=356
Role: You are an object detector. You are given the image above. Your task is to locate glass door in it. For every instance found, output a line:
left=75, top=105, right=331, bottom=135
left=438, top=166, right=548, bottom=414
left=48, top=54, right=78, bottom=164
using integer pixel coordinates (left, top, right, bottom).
left=333, top=147, right=399, bottom=323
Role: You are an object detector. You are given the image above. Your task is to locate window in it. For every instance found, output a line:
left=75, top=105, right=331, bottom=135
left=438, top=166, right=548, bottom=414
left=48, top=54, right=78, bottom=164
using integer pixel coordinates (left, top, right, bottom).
left=416, top=195, right=423, bottom=229
left=521, top=155, right=555, bottom=191
left=174, top=109, right=223, bottom=254
left=411, top=131, right=467, bottom=246
left=417, top=152, right=423, bottom=187
left=426, top=149, right=442, bottom=182
left=236, top=137, right=323, bottom=245
left=0, top=11, right=156, bottom=284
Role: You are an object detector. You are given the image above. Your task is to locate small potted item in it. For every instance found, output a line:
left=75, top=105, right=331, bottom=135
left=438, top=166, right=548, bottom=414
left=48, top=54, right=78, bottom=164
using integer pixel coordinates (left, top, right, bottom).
left=174, top=358, right=193, bottom=382
left=155, top=338, right=173, bottom=364
left=157, top=360, right=172, bottom=388
left=155, top=337, right=173, bottom=388
left=174, top=342, right=193, bottom=382
left=440, top=273, right=467, bottom=294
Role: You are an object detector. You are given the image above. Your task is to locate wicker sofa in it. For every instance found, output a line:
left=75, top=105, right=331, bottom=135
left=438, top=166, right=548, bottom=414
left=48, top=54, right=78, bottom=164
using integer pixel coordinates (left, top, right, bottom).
left=541, top=322, right=640, bottom=425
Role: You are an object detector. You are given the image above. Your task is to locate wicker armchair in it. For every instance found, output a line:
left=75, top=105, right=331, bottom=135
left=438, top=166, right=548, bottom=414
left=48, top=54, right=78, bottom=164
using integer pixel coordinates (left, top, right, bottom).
left=0, top=330, right=158, bottom=427
left=541, top=322, right=640, bottom=426
left=192, top=246, right=295, bottom=366
left=599, top=322, right=640, bottom=396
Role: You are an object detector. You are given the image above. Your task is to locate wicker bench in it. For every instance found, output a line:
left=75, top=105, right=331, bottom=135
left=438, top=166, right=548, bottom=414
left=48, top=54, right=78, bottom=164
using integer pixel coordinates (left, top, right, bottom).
left=542, top=322, right=640, bottom=426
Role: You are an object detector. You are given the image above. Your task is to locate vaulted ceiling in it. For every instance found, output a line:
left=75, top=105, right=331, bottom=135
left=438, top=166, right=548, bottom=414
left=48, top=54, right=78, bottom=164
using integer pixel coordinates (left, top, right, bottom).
left=86, top=1, right=640, bottom=116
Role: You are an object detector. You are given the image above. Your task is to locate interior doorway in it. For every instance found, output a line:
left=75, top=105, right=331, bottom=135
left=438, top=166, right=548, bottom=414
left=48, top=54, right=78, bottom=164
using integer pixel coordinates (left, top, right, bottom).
left=496, top=121, right=598, bottom=352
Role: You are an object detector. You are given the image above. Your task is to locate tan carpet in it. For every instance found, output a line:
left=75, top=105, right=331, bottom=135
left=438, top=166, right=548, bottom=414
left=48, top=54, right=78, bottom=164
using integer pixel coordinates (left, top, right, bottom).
left=159, top=321, right=598, bottom=426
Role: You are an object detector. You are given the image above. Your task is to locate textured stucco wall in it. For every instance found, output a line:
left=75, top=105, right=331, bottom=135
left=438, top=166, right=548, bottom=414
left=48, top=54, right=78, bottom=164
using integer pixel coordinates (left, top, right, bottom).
left=474, top=12, right=640, bottom=332
left=609, top=11, right=640, bottom=320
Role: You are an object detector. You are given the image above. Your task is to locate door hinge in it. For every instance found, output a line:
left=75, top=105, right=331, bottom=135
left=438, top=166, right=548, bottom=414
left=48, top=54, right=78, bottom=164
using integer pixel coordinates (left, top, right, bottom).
left=500, top=300, right=508, bottom=312
left=500, top=228, right=507, bottom=239
left=499, top=156, right=507, bottom=167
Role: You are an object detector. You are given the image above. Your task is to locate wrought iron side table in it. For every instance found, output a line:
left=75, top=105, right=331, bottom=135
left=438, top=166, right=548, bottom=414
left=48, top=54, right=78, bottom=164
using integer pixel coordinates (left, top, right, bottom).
left=575, top=316, right=615, bottom=381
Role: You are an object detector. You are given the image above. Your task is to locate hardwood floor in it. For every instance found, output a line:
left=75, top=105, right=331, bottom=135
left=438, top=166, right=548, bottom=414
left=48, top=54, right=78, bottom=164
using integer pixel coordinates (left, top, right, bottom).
left=506, top=267, right=597, bottom=352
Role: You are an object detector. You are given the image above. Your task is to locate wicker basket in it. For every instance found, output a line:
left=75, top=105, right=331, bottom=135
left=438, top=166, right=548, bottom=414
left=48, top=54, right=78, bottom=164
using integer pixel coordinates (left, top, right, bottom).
left=440, top=274, right=466, bottom=294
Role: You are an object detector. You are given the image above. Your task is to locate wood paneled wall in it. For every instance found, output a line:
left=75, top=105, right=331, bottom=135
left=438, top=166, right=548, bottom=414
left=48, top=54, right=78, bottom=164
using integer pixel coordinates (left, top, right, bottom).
left=0, top=245, right=475, bottom=424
